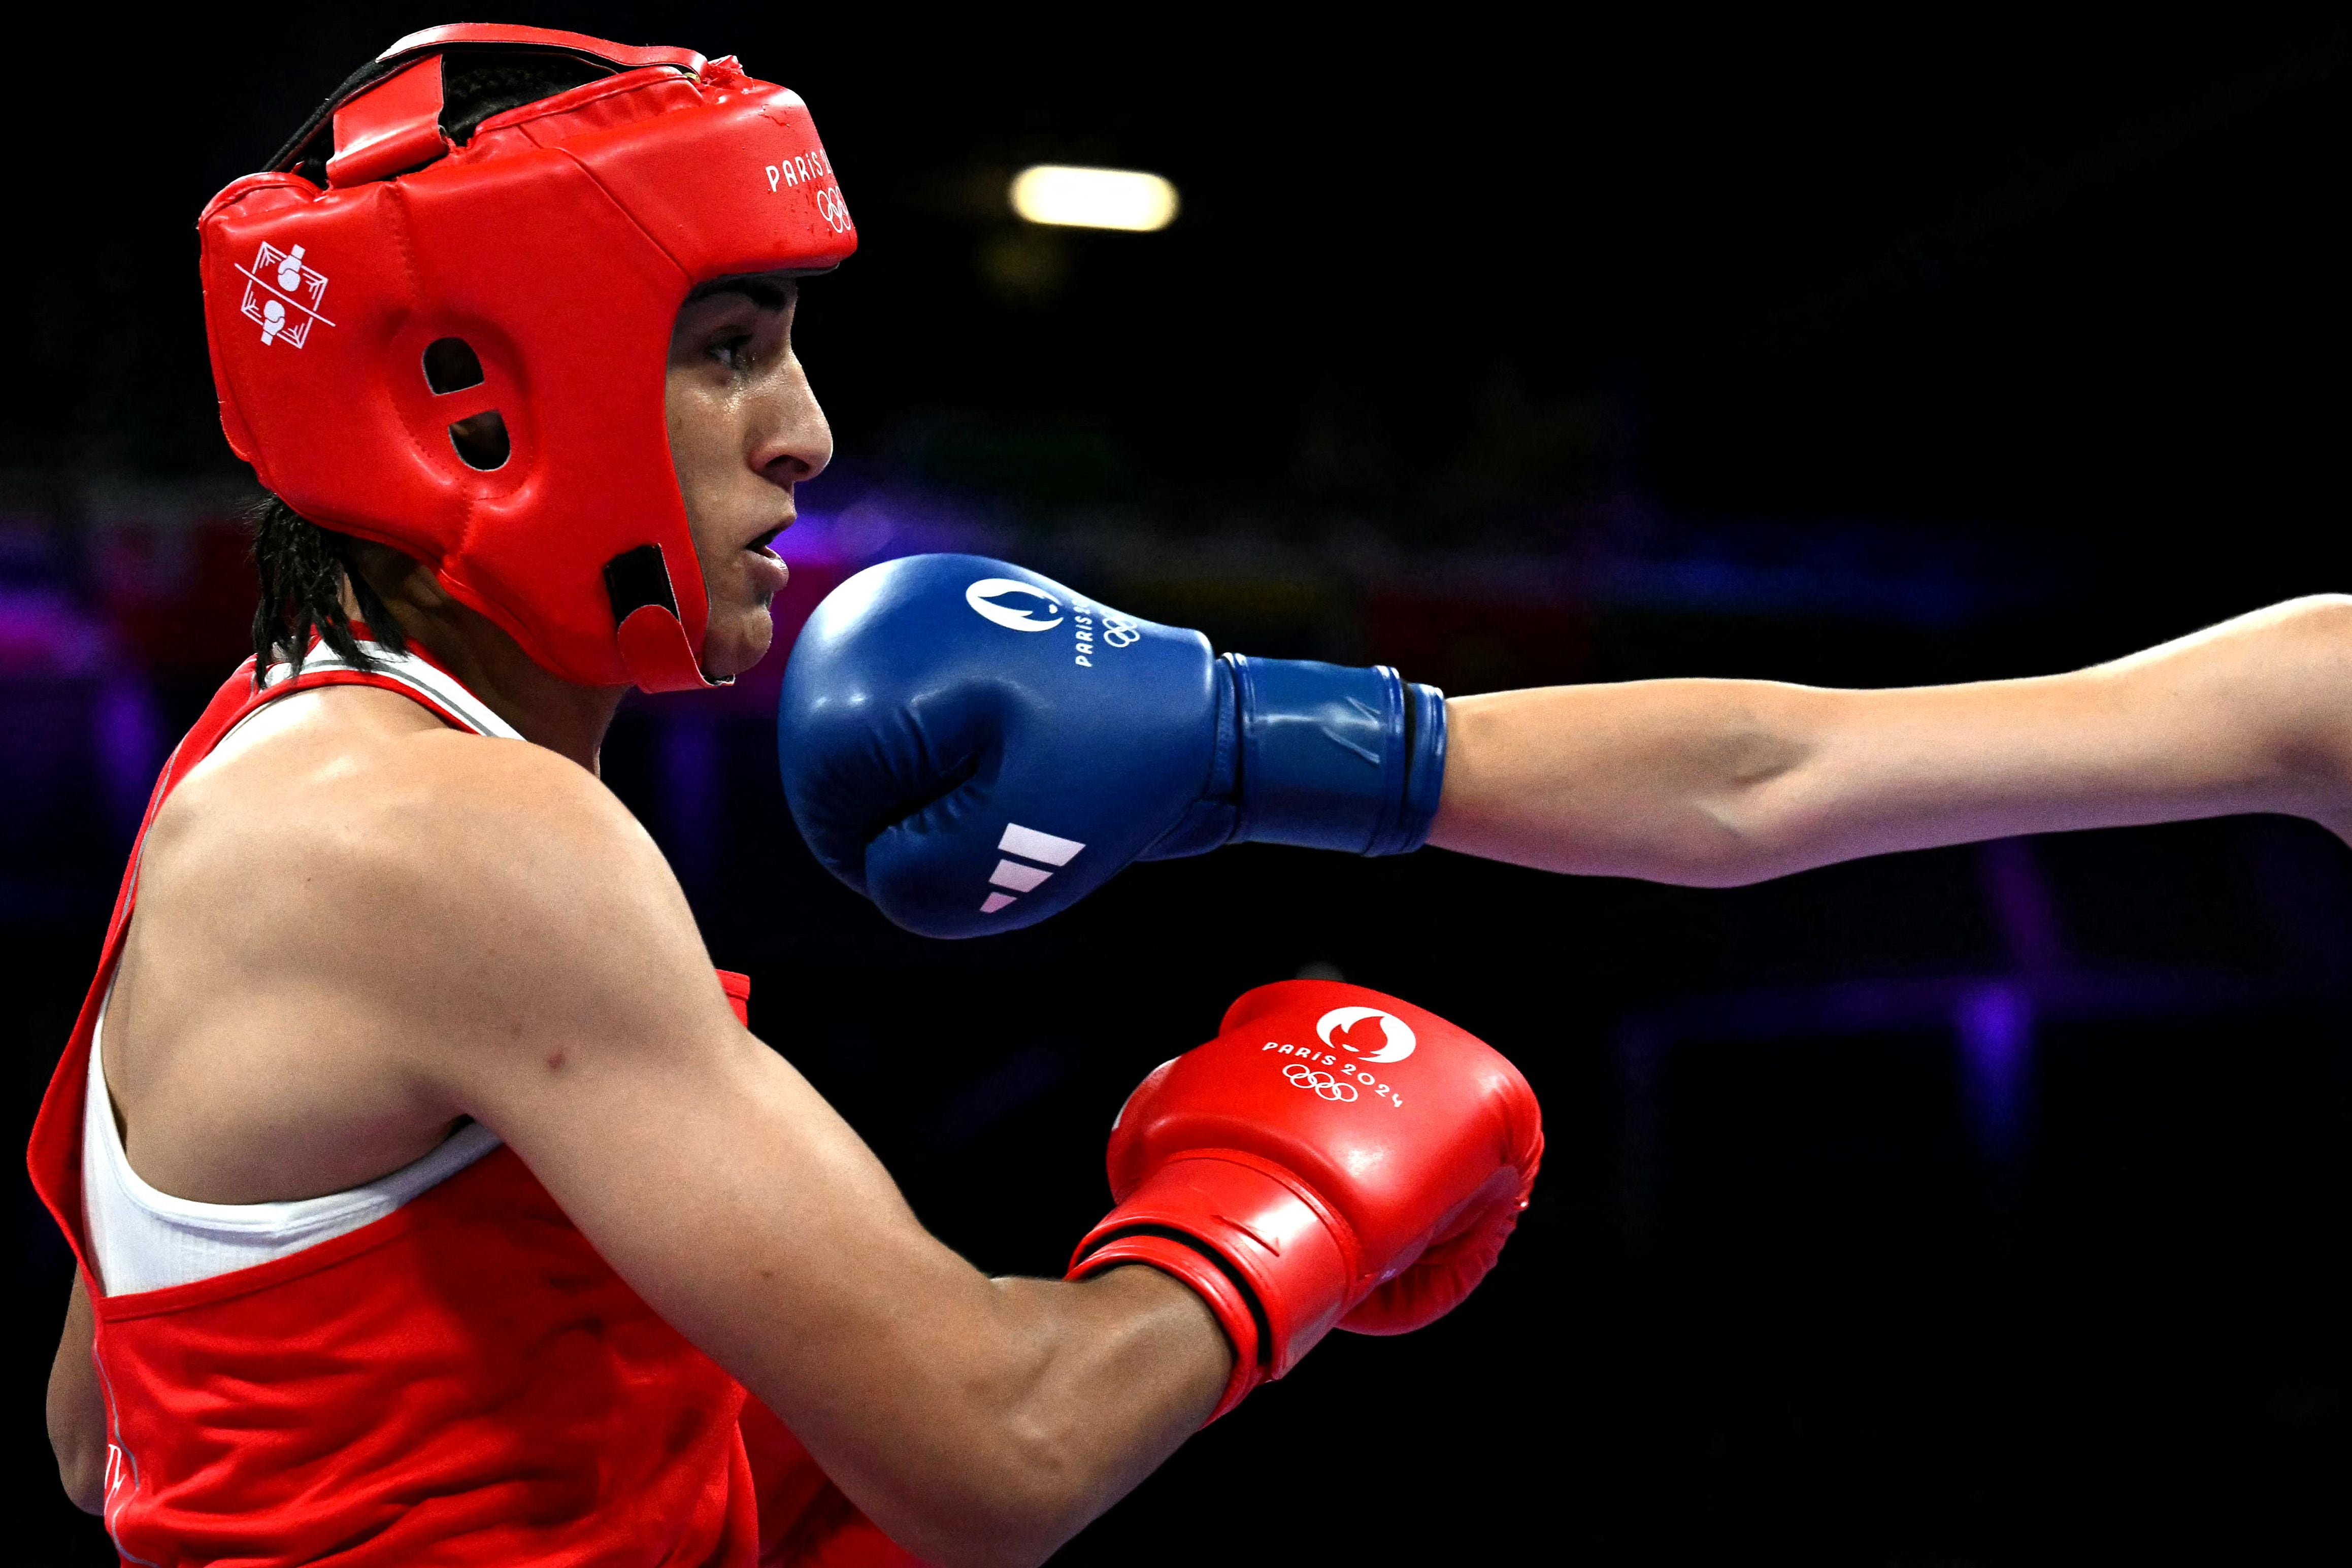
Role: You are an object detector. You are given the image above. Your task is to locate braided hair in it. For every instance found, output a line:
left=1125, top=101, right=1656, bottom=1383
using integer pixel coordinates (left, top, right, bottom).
left=247, top=495, right=409, bottom=677
left=249, top=48, right=616, bottom=680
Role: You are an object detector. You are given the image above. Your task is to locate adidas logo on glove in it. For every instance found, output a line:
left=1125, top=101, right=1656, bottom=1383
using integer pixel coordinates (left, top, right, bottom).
left=980, top=822, right=1086, bottom=915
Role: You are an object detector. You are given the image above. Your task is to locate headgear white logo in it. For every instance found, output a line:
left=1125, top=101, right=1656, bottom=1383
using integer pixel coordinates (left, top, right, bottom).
left=237, top=242, right=335, bottom=348
left=966, top=578, right=1064, bottom=632
left=1316, top=1006, right=1416, bottom=1064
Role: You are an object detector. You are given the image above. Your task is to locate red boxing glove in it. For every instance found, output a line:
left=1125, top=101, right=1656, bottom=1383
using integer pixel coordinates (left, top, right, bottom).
left=1067, top=980, right=1543, bottom=1420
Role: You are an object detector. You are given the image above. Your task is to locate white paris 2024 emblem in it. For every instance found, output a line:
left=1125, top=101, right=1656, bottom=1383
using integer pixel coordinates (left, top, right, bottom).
left=1316, top=1006, right=1417, bottom=1063
left=965, top=578, right=1064, bottom=631
left=238, top=242, right=336, bottom=349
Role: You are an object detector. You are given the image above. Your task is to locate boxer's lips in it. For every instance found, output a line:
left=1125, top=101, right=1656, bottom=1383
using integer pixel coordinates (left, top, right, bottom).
left=744, top=521, right=791, bottom=595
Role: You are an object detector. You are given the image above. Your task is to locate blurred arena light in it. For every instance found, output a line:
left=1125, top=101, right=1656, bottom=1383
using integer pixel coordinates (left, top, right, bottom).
left=1009, top=165, right=1179, bottom=231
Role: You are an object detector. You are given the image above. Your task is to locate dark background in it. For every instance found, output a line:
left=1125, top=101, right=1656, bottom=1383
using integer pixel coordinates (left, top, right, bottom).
left=6, top=10, right=2349, bottom=1563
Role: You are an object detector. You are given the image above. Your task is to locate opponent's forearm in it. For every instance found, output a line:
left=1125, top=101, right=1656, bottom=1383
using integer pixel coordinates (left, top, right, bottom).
left=1430, top=595, right=2352, bottom=882
left=1431, top=678, right=1819, bottom=882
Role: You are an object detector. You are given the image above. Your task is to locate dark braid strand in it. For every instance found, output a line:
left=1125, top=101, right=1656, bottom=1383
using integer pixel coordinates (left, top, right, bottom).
left=249, top=494, right=408, bottom=683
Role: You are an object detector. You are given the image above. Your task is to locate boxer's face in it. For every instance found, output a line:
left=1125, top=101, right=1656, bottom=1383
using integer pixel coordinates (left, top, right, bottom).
left=666, top=276, right=833, bottom=679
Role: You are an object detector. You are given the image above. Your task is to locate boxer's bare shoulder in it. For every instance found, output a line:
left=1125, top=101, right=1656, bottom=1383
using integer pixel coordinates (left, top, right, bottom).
left=107, top=680, right=695, bottom=1207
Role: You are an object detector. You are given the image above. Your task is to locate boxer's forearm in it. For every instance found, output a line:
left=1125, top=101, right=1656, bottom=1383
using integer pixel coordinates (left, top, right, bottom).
left=527, top=1058, right=1227, bottom=1568
left=734, top=1260, right=1223, bottom=1568
left=1429, top=595, right=2352, bottom=882
left=945, top=1267, right=1228, bottom=1565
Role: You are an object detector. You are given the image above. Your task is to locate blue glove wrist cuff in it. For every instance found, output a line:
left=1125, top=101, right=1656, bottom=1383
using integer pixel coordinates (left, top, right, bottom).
left=1135, top=664, right=1244, bottom=861
left=1227, top=654, right=1446, bottom=857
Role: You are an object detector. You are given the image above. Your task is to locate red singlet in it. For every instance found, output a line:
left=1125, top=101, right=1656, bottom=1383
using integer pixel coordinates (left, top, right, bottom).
left=28, top=653, right=917, bottom=1567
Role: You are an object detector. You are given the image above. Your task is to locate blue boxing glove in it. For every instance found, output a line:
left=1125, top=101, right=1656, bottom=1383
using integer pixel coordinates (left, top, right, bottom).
left=778, top=553, right=1446, bottom=937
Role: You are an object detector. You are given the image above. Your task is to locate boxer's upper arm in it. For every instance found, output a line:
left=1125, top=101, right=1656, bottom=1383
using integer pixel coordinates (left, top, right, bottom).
left=347, top=737, right=1219, bottom=1567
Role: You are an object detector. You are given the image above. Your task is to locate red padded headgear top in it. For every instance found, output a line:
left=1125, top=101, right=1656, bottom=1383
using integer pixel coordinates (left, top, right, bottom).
left=199, top=25, right=856, bottom=690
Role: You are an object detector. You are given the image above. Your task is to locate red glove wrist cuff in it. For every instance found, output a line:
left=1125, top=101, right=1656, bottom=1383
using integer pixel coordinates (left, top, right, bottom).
left=1068, top=1231, right=1264, bottom=1422
left=1068, top=1152, right=1362, bottom=1422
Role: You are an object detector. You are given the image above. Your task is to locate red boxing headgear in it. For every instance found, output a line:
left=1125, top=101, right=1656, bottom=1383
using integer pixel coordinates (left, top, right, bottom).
left=198, top=24, right=857, bottom=690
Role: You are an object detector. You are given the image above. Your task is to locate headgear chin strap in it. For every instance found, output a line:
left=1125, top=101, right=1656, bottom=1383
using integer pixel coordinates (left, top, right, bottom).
left=199, top=24, right=857, bottom=691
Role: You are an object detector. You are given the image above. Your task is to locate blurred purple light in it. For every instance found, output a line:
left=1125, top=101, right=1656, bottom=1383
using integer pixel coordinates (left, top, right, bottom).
left=659, top=713, right=723, bottom=897
left=0, top=588, right=113, bottom=677
left=1956, top=980, right=2032, bottom=1169
left=93, top=678, right=162, bottom=839
left=779, top=489, right=1004, bottom=572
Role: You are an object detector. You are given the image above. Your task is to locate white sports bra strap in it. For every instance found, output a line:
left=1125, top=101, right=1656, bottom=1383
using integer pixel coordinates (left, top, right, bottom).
left=256, top=639, right=524, bottom=740
left=81, top=1009, right=502, bottom=1296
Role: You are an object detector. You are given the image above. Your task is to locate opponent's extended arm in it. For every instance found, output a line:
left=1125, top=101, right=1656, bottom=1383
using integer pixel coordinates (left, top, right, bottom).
left=781, top=561, right=2352, bottom=934
left=1431, top=594, right=2352, bottom=883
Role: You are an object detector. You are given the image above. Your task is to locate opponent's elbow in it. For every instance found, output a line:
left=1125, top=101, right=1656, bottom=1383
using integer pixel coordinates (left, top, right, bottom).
left=1610, top=794, right=1817, bottom=888
left=1637, top=700, right=1828, bottom=886
left=2210, top=595, right=2352, bottom=806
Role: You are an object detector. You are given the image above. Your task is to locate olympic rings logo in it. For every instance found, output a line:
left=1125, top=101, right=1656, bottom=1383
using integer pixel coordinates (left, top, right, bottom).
left=1101, top=615, right=1141, bottom=648
left=815, top=186, right=854, bottom=235
left=1284, top=1062, right=1359, bottom=1101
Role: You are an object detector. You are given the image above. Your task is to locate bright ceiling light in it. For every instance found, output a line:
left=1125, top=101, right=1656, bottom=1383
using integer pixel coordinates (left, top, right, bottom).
left=1009, top=165, right=1180, bottom=232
